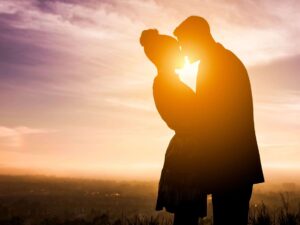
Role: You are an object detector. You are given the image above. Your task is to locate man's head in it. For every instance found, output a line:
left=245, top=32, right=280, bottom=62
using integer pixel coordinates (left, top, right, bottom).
left=174, top=16, right=214, bottom=62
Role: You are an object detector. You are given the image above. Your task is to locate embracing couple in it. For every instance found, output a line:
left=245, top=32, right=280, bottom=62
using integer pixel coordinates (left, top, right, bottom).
left=140, top=16, right=264, bottom=225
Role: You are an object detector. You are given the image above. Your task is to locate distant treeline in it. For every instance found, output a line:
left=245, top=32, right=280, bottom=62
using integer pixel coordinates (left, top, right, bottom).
left=0, top=175, right=300, bottom=225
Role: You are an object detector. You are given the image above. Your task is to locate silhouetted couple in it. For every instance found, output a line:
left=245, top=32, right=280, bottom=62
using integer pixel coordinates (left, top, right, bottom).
left=140, top=16, right=264, bottom=225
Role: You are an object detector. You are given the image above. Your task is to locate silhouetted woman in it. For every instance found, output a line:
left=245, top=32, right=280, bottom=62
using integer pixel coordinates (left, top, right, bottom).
left=140, top=29, right=207, bottom=225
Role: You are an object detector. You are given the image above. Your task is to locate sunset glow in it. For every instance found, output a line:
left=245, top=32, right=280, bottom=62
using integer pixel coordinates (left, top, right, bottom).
left=175, top=56, right=200, bottom=92
left=0, top=0, right=299, bottom=180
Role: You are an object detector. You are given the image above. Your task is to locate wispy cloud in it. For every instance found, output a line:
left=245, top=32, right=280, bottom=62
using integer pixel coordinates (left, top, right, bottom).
left=0, top=126, right=55, bottom=147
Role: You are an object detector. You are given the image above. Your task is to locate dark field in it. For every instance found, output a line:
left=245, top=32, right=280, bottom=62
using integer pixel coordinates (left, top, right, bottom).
left=0, top=175, right=300, bottom=225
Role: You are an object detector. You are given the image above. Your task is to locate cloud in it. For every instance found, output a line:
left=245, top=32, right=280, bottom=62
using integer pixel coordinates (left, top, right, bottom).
left=250, top=54, right=300, bottom=92
left=0, top=126, right=55, bottom=147
left=0, top=0, right=298, bottom=94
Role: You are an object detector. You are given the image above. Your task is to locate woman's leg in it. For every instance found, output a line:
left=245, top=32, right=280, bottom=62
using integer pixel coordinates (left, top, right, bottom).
left=173, top=209, right=199, bottom=225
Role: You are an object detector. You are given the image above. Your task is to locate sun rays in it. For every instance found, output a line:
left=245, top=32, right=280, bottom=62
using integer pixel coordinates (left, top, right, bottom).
left=175, top=56, right=200, bottom=92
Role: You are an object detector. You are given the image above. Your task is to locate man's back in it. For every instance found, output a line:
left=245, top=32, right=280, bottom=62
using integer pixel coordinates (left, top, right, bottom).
left=196, top=43, right=264, bottom=191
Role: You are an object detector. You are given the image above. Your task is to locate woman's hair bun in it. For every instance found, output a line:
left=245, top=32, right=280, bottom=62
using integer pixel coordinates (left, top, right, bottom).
left=140, top=29, right=159, bottom=47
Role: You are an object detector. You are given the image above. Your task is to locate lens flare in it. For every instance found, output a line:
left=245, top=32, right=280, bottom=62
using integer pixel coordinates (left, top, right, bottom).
left=175, top=56, right=200, bottom=92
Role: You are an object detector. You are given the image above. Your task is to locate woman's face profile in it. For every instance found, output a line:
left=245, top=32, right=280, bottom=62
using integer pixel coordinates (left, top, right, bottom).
left=161, top=42, right=184, bottom=70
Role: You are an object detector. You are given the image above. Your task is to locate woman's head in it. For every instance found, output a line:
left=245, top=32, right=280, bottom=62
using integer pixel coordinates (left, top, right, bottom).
left=140, top=29, right=184, bottom=72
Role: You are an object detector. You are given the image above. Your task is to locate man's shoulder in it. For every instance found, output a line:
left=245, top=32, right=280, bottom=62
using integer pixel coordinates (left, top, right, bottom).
left=218, top=44, right=240, bottom=62
left=218, top=44, right=247, bottom=72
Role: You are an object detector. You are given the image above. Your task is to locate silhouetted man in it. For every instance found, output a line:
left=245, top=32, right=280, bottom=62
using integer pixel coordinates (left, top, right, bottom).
left=174, top=16, right=264, bottom=225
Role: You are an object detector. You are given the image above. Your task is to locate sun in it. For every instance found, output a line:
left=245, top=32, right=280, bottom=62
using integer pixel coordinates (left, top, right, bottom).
left=175, top=56, right=200, bottom=92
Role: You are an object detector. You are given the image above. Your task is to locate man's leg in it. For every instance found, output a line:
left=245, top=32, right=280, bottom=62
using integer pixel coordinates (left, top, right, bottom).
left=173, top=209, right=199, bottom=225
left=212, top=184, right=253, bottom=225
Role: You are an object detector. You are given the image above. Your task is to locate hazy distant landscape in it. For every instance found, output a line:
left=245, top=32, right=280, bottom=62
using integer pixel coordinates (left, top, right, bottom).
left=0, top=175, right=300, bottom=225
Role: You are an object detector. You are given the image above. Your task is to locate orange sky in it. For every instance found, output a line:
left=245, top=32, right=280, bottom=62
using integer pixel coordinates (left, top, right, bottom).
left=0, top=0, right=299, bottom=180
